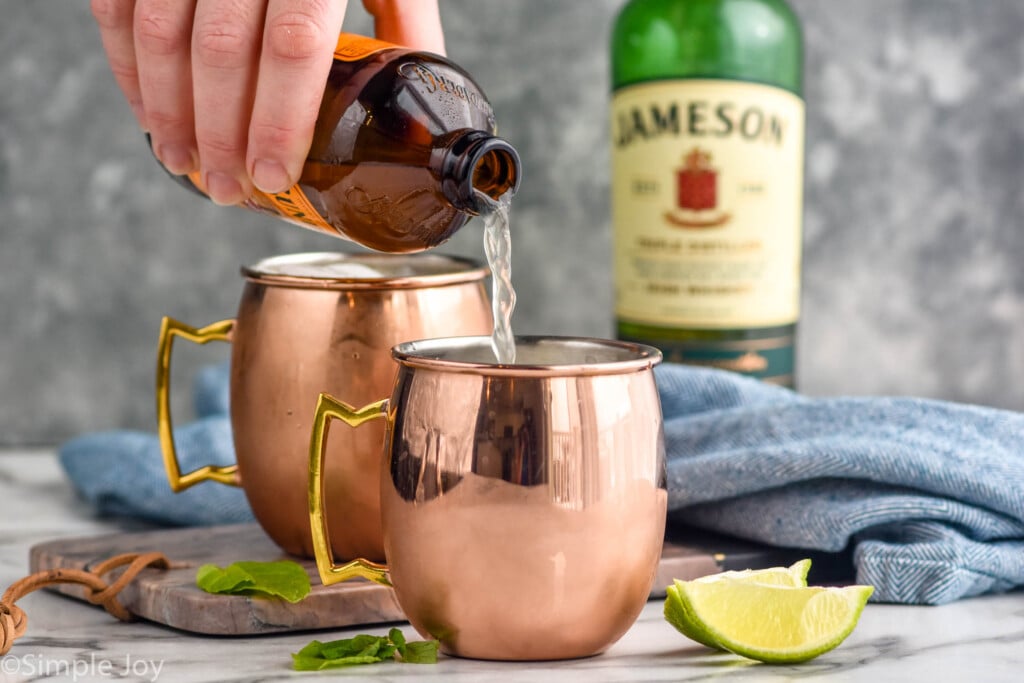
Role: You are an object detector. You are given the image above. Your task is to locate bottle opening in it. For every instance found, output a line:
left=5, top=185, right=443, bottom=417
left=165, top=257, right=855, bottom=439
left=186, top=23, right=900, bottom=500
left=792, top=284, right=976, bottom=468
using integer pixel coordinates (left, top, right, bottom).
left=436, top=131, right=522, bottom=213
left=472, top=149, right=519, bottom=202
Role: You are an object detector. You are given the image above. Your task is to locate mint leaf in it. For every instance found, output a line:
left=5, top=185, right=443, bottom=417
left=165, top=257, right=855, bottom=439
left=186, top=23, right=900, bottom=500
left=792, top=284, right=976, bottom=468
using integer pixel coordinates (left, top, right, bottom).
left=291, top=636, right=390, bottom=670
left=292, top=654, right=384, bottom=671
left=389, top=627, right=407, bottom=654
left=399, top=639, right=439, bottom=664
left=196, top=563, right=254, bottom=593
left=230, top=561, right=311, bottom=602
left=319, top=635, right=387, bottom=660
left=196, top=560, right=311, bottom=603
left=291, top=630, right=438, bottom=670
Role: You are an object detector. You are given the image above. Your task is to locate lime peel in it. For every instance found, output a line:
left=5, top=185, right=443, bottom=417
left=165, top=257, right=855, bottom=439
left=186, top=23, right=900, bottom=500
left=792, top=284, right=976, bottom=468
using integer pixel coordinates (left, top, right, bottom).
left=664, top=560, right=874, bottom=664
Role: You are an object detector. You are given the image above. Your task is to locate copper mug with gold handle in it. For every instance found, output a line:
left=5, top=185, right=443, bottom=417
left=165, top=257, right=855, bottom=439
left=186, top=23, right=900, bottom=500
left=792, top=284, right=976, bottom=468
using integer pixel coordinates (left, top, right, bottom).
left=308, top=336, right=667, bottom=660
left=156, top=253, right=492, bottom=559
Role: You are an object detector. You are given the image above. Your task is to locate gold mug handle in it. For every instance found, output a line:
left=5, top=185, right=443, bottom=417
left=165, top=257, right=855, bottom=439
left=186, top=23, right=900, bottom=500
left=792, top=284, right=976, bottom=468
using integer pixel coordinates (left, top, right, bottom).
left=308, top=393, right=392, bottom=587
left=156, top=316, right=240, bottom=491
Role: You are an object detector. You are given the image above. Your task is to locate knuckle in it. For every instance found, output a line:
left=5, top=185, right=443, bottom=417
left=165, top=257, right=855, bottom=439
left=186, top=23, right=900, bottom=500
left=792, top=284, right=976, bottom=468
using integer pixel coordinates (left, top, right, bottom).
left=107, top=60, right=140, bottom=85
left=194, top=21, right=250, bottom=69
left=143, top=108, right=188, bottom=132
left=250, top=120, right=297, bottom=148
left=197, top=131, right=244, bottom=158
left=264, top=10, right=328, bottom=63
left=135, top=7, right=187, bottom=56
left=90, top=0, right=127, bottom=28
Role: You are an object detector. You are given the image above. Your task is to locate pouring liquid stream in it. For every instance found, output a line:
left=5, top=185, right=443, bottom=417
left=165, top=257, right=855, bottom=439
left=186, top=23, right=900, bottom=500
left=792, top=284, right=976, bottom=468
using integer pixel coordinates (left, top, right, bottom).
left=476, top=191, right=516, bottom=364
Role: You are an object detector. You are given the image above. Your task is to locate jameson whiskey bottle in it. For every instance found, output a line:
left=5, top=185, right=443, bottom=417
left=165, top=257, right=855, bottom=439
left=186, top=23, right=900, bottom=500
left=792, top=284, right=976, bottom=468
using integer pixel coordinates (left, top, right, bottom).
left=611, top=0, right=803, bottom=386
left=167, top=34, right=520, bottom=253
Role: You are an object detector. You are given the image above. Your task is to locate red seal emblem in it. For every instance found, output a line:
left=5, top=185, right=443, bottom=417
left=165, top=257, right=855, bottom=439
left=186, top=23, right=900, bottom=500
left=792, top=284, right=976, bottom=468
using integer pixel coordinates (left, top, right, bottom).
left=664, top=148, right=731, bottom=228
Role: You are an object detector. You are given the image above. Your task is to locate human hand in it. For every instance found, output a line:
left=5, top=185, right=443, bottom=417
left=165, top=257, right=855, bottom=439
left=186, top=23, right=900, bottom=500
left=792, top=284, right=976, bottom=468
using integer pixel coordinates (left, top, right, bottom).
left=91, top=0, right=446, bottom=205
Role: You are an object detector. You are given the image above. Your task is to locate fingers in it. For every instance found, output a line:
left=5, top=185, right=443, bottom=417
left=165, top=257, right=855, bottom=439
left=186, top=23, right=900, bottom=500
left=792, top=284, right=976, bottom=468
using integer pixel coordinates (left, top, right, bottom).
left=246, top=0, right=348, bottom=194
left=191, top=0, right=267, bottom=205
left=94, top=0, right=447, bottom=206
left=133, top=0, right=198, bottom=175
left=363, top=0, right=445, bottom=55
left=91, top=0, right=146, bottom=128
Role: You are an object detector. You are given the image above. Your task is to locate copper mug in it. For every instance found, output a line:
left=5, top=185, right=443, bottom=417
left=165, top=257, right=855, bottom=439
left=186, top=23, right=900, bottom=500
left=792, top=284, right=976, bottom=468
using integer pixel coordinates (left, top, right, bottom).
left=308, top=336, right=667, bottom=660
left=156, top=253, right=492, bottom=559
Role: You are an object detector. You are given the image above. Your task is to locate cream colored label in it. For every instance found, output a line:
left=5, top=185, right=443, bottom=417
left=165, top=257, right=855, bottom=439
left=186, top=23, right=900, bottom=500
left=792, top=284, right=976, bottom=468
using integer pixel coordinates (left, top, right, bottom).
left=612, top=80, right=804, bottom=328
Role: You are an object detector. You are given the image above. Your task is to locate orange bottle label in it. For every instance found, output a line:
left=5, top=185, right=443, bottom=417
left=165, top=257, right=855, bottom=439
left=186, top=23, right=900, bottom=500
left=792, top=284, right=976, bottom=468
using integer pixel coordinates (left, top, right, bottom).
left=254, top=185, right=333, bottom=232
left=186, top=169, right=204, bottom=191
left=186, top=171, right=334, bottom=234
left=333, top=33, right=395, bottom=61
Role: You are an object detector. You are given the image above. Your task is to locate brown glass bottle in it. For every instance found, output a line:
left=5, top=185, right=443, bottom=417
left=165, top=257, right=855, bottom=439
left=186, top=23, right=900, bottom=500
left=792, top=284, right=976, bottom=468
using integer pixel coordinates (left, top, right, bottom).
left=167, top=34, right=521, bottom=253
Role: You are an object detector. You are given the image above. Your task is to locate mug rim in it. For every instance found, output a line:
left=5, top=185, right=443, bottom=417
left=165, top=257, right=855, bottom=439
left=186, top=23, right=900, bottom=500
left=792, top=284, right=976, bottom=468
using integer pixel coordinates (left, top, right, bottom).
left=392, top=335, right=663, bottom=377
left=240, top=252, right=489, bottom=290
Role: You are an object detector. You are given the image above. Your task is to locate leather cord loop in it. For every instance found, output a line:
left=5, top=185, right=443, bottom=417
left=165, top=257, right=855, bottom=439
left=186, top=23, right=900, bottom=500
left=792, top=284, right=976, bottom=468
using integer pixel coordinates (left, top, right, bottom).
left=0, top=552, right=170, bottom=656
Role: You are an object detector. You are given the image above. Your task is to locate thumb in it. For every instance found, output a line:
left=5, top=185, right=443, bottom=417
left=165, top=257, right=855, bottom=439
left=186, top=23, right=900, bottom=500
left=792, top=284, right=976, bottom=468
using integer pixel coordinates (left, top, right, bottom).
left=363, top=0, right=446, bottom=55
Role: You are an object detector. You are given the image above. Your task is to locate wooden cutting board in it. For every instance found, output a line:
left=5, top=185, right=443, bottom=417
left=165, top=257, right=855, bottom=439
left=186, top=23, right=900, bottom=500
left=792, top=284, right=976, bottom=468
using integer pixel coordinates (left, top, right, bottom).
left=29, top=523, right=834, bottom=635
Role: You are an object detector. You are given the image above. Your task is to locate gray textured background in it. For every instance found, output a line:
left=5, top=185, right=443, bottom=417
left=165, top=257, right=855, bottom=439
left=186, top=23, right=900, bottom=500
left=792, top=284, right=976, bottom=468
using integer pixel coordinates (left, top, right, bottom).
left=2, top=0, right=1023, bottom=445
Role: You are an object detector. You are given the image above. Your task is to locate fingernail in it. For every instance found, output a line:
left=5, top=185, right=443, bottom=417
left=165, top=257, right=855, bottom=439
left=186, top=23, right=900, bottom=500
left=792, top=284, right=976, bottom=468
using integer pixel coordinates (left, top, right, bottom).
left=157, top=144, right=197, bottom=175
left=252, top=159, right=291, bottom=194
left=205, top=172, right=244, bottom=206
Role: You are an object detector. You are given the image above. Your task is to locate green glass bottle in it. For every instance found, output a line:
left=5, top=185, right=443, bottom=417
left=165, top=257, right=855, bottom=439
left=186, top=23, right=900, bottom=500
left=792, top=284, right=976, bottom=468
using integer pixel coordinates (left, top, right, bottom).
left=611, top=0, right=803, bottom=386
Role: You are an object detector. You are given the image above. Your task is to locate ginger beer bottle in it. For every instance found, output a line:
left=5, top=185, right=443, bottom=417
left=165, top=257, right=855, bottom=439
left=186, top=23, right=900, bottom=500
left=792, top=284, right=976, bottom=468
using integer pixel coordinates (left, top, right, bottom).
left=611, top=0, right=803, bottom=386
left=167, top=34, right=520, bottom=253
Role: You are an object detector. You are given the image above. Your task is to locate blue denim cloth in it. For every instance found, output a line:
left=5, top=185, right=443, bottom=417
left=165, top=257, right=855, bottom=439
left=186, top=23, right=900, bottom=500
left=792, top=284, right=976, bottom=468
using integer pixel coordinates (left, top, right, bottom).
left=59, top=363, right=255, bottom=527
left=59, top=362, right=1024, bottom=605
left=657, top=364, right=1024, bottom=605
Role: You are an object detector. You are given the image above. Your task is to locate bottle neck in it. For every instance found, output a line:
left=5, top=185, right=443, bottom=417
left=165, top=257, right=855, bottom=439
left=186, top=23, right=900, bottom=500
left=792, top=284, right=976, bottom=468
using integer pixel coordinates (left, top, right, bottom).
left=433, top=131, right=521, bottom=214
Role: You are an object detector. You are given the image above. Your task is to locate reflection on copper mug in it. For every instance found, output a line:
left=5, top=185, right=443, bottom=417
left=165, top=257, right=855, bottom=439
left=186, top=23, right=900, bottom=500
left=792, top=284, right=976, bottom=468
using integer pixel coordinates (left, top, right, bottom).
left=309, top=336, right=667, bottom=661
left=156, top=253, right=492, bottom=559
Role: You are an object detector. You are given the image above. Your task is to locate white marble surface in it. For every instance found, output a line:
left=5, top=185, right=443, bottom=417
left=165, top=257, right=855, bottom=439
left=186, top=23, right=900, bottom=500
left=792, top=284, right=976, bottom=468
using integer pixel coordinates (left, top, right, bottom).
left=1, top=450, right=1022, bottom=682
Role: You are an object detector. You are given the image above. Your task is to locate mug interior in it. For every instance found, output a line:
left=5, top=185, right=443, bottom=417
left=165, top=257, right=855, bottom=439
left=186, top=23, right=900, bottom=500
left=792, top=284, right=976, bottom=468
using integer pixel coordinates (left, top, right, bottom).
left=393, top=336, right=662, bottom=375
left=241, top=252, right=487, bottom=288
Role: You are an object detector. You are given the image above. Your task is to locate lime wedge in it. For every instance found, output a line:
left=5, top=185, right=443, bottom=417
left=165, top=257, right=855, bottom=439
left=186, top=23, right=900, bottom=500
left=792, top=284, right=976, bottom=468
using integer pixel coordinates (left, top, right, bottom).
left=666, top=579, right=874, bottom=664
left=664, top=560, right=811, bottom=649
